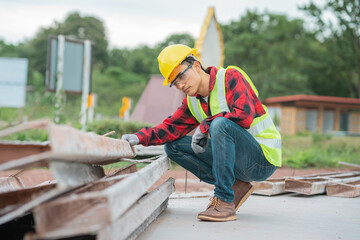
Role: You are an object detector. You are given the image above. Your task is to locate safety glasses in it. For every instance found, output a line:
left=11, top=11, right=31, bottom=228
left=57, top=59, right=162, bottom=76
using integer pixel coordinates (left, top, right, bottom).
left=170, top=62, right=194, bottom=88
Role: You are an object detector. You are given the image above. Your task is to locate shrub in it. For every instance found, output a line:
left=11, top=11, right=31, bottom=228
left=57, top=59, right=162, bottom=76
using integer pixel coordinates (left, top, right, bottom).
left=87, top=119, right=152, bottom=139
left=1, top=129, right=48, bottom=142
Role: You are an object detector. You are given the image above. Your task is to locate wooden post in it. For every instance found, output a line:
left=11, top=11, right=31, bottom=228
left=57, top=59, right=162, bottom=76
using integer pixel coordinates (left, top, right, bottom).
left=291, top=107, right=297, bottom=135
left=318, top=106, right=324, bottom=133
left=334, top=107, right=340, bottom=131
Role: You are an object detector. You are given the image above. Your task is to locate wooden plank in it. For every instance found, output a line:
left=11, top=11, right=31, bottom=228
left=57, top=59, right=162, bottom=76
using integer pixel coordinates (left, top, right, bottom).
left=97, top=178, right=174, bottom=240
left=0, top=176, right=25, bottom=193
left=48, top=124, right=136, bottom=164
left=0, top=121, right=136, bottom=171
left=251, top=172, right=360, bottom=196
left=29, top=164, right=138, bottom=234
left=252, top=178, right=288, bottom=196
left=338, top=161, right=360, bottom=168
left=105, top=155, right=170, bottom=222
left=49, top=161, right=105, bottom=189
left=0, top=161, right=105, bottom=225
left=0, top=152, right=52, bottom=171
left=133, top=145, right=165, bottom=156
left=0, top=183, right=55, bottom=214
left=107, top=163, right=137, bottom=177
left=0, top=187, right=69, bottom=225
left=0, top=141, right=50, bottom=164
left=32, top=156, right=170, bottom=238
left=326, top=180, right=360, bottom=198
left=285, top=175, right=360, bottom=195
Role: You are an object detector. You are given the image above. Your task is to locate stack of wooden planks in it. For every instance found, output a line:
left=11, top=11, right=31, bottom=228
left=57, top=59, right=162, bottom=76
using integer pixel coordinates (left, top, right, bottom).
left=253, top=171, right=360, bottom=197
left=0, top=120, right=174, bottom=239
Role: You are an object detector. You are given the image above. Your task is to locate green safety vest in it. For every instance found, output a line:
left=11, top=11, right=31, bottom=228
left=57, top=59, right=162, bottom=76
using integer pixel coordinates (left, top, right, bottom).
left=187, top=66, right=282, bottom=167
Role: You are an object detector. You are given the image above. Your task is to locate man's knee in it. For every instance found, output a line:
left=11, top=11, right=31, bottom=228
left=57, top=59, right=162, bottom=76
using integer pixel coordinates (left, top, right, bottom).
left=209, top=117, right=231, bottom=135
left=164, top=142, right=175, bottom=156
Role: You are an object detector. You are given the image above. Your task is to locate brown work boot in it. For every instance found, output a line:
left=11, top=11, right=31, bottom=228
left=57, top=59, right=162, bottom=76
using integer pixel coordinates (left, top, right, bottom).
left=197, top=197, right=236, bottom=222
left=232, top=180, right=254, bottom=211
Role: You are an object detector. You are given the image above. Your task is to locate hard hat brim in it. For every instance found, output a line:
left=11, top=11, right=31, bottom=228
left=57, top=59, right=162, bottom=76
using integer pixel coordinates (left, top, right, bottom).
left=162, top=48, right=198, bottom=86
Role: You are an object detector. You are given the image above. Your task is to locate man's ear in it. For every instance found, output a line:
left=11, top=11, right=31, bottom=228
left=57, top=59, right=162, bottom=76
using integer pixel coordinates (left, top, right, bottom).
left=193, top=61, right=201, bottom=73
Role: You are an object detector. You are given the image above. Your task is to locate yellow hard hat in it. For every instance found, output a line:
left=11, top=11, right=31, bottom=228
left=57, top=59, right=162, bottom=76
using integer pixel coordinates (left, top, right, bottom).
left=157, top=44, right=198, bottom=86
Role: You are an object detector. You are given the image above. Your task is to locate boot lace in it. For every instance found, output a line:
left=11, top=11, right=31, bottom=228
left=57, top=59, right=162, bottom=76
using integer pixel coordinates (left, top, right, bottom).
left=207, top=197, right=220, bottom=210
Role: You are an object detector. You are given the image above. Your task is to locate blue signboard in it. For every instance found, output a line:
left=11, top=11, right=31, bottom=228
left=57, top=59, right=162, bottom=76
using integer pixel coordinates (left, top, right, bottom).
left=46, top=36, right=92, bottom=94
left=0, top=57, right=28, bottom=108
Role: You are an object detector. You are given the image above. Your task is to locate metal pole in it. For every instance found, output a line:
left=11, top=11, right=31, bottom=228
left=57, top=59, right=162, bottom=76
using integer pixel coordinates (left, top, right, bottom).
left=54, top=35, right=65, bottom=124
left=80, top=40, right=91, bottom=131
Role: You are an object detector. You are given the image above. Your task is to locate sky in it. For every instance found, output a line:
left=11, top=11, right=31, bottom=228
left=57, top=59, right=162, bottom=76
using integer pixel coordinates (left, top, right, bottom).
left=0, top=0, right=317, bottom=49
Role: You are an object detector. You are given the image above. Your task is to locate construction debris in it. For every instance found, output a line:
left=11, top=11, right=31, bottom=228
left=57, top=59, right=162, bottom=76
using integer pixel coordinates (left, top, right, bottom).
left=0, top=120, right=174, bottom=239
left=252, top=178, right=288, bottom=196
left=285, top=171, right=360, bottom=195
left=326, top=180, right=360, bottom=198
left=253, top=171, right=360, bottom=197
left=0, top=119, right=136, bottom=171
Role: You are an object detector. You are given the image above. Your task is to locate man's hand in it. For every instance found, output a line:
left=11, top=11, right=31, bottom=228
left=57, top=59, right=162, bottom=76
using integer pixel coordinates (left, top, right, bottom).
left=191, top=126, right=208, bottom=154
left=121, top=134, right=139, bottom=146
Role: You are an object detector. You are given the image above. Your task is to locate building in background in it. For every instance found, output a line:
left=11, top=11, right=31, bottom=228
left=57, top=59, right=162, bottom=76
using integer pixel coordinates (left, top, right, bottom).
left=265, top=95, right=360, bottom=135
left=130, top=75, right=185, bottom=125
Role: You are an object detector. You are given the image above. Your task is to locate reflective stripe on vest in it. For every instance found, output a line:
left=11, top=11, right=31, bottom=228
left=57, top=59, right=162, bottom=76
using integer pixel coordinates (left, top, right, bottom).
left=247, top=116, right=274, bottom=136
left=254, top=137, right=282, bottom=149
left=216, top=68, right=230, bottom=113
left=188, top=95, right=206, bottom=123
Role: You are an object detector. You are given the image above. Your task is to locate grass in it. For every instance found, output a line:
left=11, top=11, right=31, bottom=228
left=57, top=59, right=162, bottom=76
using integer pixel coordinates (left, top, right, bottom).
left=282, top=133, right=360, bottom=168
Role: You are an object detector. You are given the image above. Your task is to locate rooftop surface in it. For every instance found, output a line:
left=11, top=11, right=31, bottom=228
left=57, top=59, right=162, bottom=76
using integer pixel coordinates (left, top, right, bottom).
left=138, top=193, right=360, bottom=240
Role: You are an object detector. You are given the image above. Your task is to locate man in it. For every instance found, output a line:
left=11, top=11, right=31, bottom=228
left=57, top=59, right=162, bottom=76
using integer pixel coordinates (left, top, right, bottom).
left=122, top=44, right=281, bottom=222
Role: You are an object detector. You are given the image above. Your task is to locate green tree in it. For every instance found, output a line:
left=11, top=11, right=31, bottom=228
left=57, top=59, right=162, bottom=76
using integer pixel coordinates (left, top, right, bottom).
left=27, top=12, right=109, bottom=76
left=221, top=11, right=316, bottom=99
left=92, top=66, right=147, bottom=116
left=301, top=0, right=360, bottom=98
left=156, top=33, right=195, bottom=50
left=0, top=39, right=20, bottom=57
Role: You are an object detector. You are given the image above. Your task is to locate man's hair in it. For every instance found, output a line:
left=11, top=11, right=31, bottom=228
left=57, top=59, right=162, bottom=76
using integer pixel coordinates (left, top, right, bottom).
left=181, top=56, right=207, bottom=72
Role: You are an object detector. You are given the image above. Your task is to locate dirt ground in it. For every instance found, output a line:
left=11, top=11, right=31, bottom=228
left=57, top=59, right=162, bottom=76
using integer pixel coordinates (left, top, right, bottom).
left=0, top=167, right=356, bottom=193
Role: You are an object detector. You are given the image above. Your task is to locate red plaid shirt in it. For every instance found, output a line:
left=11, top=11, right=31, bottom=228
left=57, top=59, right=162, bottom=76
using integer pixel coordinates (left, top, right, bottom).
left=135, top=66, right=265, bottom=146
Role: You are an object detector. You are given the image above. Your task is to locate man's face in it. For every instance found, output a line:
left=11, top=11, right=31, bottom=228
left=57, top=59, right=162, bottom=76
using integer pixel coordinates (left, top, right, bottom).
left=169, top=62, right=199, bottom=96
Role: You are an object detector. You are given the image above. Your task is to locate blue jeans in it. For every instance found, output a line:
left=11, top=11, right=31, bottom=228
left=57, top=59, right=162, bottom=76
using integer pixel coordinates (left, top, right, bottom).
left=165, top=117, right=277, bottom=203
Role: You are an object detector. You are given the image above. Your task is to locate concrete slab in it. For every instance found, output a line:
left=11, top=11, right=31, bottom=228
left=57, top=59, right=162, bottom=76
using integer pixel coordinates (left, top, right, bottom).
left=137, top=193, right=360, bottom=240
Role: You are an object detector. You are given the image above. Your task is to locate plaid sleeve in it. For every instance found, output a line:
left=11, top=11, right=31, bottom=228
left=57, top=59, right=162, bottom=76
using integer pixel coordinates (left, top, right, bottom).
left=199, top=68, right=265, bottom=134
left=135, top=97, right=198, bottom=146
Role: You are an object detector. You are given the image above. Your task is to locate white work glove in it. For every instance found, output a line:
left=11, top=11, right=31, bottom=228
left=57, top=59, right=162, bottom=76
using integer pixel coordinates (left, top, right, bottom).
left=191, top=126, right=208, bottom=154
left=121, top=134, right=139, bottom=146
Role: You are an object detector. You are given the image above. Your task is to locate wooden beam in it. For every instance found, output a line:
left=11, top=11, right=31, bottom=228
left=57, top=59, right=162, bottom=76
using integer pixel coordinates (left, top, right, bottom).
left=285, top=173, right=360, bottom=195
left=252, top=178, right=288, bottom=196
left=133, top=145, right=165, bottom=156
left=0, top=141, right=50, bottom=164
left=0, top=161, right=106, bottom=225
left=252, top=171, right=359, bottom=196
left=49, top=161, right=105, bottom=189
left=338, top=161, right=360, bottom=168
left=334, top=107, right=340, bottom=131
left=0, top=176, right=25, bottom=193
left=0, top=121, right=136, bottom=171
left=0, top=183, right=55, bottom=212
left=0, top=187, right=68, bottom=225
left=97, top=178, right=175, bottom=240
left=318, top=106, right=324, bottom=133
left=32, top=156, right=170, bottom=238
left=326, top=180, right=360, bottom=198
left=104, top=155, right=170, bottom=222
